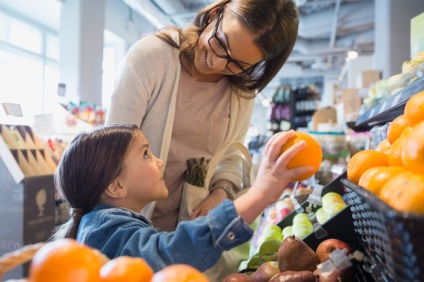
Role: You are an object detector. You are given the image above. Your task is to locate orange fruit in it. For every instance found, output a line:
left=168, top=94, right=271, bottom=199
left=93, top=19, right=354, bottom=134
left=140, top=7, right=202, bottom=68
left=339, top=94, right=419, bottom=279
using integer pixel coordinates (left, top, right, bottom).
left=402, top=121, right=424, bottom=174
left=404, top=91, right=424, bottom=126
left=387, top=136, right=405, bottom=167
left=347, top=150, right=388, bottom=184
left=280, top=131, right=322, bottom=181
left=358, top=166, right=405, bottom=195
left=400, top=126, right=412, bottom=138
left=380, top=172, right=424, bottom=213
left=387, top=114, right=409, bottom=144
left=29, top=239, right=104, bottom=282
left=151, top=264, right=209, bottom=282
left=100, top=256, right=153, bottom=282
left=375, top=139, right=391, bottom=154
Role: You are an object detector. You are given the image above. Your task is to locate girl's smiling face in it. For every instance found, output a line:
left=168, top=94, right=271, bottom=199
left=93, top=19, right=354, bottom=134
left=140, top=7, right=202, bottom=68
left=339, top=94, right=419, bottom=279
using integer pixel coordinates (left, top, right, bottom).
left=118, top=131, right=168, bottom=212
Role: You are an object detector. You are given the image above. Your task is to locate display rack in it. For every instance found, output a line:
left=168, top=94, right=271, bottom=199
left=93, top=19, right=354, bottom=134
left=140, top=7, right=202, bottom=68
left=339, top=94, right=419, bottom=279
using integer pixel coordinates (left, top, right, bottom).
left=352, top=62, right=424, bottom=131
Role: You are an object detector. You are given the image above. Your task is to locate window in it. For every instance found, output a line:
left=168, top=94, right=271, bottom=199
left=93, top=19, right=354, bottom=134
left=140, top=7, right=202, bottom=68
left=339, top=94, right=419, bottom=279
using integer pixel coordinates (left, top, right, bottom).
left=0, top=9, right=59, bottom=124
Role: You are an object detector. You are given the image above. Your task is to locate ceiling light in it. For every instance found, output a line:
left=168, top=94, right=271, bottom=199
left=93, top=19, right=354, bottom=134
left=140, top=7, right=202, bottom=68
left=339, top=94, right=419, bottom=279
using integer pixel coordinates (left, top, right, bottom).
left=347, top=50, right=358, bottom=60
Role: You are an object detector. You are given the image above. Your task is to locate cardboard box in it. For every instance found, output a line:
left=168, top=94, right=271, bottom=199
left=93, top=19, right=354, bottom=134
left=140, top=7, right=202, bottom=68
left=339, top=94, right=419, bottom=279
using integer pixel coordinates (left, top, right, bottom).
left=342, top=89, right=362, bottom=122
left=0, top=125, right=56, bottom=279
left=360, top=70, right=381, bottom=88
left=411, top=12, right=424, bottom=58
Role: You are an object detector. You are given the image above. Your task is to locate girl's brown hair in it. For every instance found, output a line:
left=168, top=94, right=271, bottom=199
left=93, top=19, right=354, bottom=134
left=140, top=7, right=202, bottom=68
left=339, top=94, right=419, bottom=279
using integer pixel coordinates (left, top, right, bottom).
left=51, top=124, right=138, bottom=240
left=156, top=0, right=299, bottom=99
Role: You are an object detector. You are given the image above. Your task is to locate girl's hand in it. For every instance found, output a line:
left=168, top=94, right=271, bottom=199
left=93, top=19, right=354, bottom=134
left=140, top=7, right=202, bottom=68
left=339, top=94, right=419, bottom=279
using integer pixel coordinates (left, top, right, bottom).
left=190, top=189, right=227, bottom=219
left=253, top=130, right=315, bottom=204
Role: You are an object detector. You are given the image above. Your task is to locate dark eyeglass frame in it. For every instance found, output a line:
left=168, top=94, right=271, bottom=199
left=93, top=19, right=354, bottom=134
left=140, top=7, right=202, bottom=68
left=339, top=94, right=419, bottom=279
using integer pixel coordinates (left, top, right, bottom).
left=207, top=11, right=255, bottom=77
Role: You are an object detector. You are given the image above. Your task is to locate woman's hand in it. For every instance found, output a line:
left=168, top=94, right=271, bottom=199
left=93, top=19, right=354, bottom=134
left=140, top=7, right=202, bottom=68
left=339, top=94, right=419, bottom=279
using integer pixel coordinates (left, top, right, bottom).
left=234, top=130, right=315, bottom=224
left=252, top=130, right=315, bottom=204
left=190, top=189, right=227, bottom=219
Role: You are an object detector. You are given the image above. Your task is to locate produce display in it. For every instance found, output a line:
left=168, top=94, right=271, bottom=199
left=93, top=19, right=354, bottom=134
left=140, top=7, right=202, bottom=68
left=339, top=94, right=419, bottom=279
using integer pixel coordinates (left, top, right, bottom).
left=363, top=52, right=424, bottom=110
left=223, top=236, right=359, bottom=282
left=348, top=90, right=424, bottom=214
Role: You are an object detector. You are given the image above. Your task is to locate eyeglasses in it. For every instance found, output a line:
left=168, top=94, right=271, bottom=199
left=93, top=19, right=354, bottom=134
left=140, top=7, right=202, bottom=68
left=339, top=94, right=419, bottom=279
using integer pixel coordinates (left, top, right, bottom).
left=208, top=11, right=255, bottom=77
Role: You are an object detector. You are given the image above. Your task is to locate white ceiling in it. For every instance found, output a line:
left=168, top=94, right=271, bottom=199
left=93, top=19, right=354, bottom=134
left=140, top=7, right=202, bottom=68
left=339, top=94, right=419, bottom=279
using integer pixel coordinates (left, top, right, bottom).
left=0, top=0, right=376, bottom=87
left=125, top=0, right=375, bottom=76
left=0, top=0, right=61, bottom=30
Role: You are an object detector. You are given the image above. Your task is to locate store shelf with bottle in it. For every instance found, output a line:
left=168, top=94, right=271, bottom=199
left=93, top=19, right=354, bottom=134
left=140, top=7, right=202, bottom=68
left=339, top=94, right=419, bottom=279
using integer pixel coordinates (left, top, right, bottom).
left=267, top=82, right=321, bottom=132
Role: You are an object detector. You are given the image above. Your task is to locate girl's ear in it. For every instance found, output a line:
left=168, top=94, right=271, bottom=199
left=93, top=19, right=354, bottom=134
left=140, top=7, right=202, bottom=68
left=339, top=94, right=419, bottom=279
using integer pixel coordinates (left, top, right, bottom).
left=104, top=180, right=127, bottom=199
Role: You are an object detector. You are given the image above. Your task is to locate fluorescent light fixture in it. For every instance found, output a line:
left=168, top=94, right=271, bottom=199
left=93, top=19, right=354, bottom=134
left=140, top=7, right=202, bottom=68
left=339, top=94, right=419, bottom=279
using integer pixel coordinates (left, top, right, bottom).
left=347, top=50, right=358, bottom=60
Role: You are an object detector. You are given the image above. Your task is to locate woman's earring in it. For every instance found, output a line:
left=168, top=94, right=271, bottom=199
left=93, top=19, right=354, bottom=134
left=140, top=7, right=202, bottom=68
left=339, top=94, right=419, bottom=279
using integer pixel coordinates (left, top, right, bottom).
left=207, top=18, right=211, bottom=24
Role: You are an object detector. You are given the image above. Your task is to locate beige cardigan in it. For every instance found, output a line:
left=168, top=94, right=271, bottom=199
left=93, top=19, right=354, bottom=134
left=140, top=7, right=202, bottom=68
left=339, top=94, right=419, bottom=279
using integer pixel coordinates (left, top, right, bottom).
left=106, top=33, right=255, bottom=217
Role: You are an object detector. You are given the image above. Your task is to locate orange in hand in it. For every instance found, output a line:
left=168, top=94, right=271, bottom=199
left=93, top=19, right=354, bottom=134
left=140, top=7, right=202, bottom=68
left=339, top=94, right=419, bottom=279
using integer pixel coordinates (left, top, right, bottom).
left=151, top=264, right=209, bottom=282
left=347, top=150, right=388, bottom=184
left=280, top=131, right=322, bottom=181
left=29, top=239, right=104, bottom=282
left=100, top=256, right=153, bottom=282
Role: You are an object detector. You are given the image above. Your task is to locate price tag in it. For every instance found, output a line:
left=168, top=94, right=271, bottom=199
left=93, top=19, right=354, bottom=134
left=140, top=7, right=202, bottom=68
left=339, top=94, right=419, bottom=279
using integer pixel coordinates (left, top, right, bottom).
left=1, top=103, right=23, bottom=117
left=33, top=113, right=54, bottom=138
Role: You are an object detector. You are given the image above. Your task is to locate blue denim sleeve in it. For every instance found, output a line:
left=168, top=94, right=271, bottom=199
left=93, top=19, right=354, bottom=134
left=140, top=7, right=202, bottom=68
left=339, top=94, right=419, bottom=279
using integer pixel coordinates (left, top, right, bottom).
left=77, top=200, right=254, bottom=272
left=207, top=199, right=254, bottom=249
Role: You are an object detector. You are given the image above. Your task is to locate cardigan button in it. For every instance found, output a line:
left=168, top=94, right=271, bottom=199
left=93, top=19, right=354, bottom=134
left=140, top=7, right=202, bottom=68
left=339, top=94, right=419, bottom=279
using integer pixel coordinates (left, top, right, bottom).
left=227, top=232, right=235, bottom=240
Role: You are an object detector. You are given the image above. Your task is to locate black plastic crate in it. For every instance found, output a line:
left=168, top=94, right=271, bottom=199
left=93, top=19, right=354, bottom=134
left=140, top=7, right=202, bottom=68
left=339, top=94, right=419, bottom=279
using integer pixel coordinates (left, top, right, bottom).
left=342, top=178, right=424, bottom=282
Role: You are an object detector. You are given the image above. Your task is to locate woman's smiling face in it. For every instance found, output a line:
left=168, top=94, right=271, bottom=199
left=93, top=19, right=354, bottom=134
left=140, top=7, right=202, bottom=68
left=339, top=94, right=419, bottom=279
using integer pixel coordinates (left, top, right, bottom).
left=193, top=8, right=264, bottom=80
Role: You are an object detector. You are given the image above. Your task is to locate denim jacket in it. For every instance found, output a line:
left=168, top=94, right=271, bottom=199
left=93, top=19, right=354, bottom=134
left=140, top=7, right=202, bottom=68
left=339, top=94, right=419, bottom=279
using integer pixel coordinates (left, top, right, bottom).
left=76, top=200, right=253, bottom=272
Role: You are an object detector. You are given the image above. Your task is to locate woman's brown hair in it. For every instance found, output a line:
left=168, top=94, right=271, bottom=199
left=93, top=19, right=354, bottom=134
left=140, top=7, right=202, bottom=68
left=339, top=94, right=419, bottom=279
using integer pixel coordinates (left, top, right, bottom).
left=156, top=0, right=299, bottom=99
left=51, top=124, right=138, bottom=240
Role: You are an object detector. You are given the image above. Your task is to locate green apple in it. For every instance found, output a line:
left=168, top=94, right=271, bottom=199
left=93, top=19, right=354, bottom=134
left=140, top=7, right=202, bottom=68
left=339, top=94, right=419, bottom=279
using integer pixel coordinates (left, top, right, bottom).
left=292, top=215, right=313, bottom=239
left=292, top=213, right=309, bottom=225
left=281, top=226, right=293, bottom=239
left=322, top=192, right=344, bottom=207
left=247, top=255, right=261, bottom=269
left=292, top=224, right=313, bottom=239
left=259, top=239, right=281, bottom=257
left=315, top=208, right=328, bottom=224
left=262, top=224, right=283, bottom=241
left=324, top=202, right=347, bottom=218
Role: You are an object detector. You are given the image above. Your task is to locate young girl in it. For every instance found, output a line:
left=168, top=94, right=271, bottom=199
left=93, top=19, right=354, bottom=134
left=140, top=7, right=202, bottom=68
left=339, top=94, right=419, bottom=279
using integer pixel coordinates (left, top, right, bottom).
left=53, top=124, right=313, bottom=272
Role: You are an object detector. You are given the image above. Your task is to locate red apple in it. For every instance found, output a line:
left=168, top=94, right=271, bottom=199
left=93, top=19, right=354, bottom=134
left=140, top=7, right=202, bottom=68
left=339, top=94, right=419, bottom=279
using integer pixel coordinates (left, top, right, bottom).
left=315, top=239, right=353, bottom=263
left=222, top=273, right=255, bottom=282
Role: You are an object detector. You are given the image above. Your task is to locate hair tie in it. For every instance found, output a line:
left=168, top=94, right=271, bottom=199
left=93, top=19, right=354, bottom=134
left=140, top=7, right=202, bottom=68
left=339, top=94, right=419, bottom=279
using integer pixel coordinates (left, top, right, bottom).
left=70, top=208, right=84, bottom=217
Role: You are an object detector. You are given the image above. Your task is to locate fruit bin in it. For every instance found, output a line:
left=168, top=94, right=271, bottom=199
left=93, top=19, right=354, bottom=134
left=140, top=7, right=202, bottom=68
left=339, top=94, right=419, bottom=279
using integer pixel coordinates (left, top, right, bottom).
left=274, top=173, right=375, bottom=282
left=0, top=243, right=44, bottom=282
left=342, top=178, right=424, bottom=282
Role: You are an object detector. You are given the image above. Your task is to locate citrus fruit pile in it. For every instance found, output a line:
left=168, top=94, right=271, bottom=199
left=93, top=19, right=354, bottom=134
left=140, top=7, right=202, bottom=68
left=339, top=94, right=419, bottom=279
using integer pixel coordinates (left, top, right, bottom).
left=23, top=238, right=209, bottom=282
left=347, top=91, right=424, bottom=214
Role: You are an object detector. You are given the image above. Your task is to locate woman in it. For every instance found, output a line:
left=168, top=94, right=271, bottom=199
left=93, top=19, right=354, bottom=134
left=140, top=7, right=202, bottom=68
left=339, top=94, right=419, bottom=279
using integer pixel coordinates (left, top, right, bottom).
left=106, top=0, right=299, bottom=232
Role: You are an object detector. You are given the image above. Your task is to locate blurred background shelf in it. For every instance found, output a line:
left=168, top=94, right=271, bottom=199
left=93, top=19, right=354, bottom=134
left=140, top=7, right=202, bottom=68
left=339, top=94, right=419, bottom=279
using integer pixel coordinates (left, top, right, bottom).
left=351, top=63, right=424, bottom=131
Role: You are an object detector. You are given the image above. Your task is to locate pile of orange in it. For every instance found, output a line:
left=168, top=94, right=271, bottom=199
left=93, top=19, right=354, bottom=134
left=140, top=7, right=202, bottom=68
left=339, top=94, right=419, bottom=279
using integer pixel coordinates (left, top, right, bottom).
left=25, top=238, right=209, bottom=282
left=347, top=91, right=424, bottom=214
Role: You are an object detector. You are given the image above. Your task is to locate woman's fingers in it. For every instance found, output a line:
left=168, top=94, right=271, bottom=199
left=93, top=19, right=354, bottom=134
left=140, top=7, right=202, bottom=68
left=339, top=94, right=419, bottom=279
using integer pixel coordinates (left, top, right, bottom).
left=277, top=140, right=306, bottom=167
left=264, top=130, right=296, bottom=160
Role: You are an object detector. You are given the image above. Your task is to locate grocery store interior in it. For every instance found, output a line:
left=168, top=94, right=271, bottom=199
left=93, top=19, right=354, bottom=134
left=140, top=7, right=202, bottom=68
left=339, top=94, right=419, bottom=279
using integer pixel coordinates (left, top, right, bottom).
left=1, top=0, right=424, bottom=281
